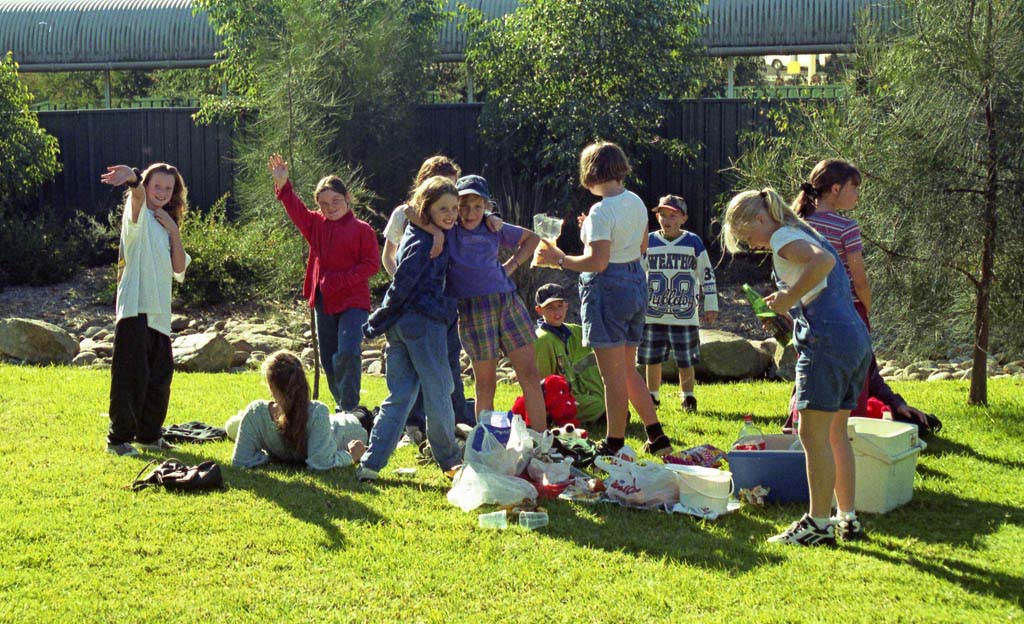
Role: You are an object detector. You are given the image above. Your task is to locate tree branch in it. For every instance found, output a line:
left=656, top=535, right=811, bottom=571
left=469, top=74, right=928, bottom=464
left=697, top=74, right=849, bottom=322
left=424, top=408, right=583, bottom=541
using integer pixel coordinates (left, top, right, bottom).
left=861, top=232, right=981, bottom=288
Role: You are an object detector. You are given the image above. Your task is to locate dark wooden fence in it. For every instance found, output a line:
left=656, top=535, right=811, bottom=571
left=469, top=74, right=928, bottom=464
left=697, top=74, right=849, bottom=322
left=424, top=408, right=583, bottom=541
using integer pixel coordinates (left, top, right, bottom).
left=34, top=100, right=775, bottom=243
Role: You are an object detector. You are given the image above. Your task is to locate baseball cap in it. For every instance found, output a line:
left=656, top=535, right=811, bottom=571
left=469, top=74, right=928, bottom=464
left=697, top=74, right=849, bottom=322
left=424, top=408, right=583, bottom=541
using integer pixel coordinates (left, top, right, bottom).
left=455, top=175, right=492, bottom=202
left=535, top=283, right=568, bottom=307
left=652, top=194, right=687, bottom=214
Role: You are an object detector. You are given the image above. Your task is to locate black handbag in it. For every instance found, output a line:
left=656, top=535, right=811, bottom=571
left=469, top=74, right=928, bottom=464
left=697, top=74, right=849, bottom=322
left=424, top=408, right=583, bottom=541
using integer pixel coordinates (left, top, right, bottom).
left=130, top=458, right=224, bottom=492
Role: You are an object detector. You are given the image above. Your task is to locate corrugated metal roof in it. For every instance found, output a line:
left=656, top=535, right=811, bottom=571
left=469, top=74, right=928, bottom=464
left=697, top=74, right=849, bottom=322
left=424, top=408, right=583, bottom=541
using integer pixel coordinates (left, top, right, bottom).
left=2, top=0, right=221, bottom=70
left=1, top=0, right=901, bottom=71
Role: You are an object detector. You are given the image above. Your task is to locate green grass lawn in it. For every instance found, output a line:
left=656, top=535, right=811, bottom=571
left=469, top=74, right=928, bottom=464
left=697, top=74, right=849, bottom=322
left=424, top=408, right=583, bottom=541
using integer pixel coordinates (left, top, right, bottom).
left=1, top=365, right=1022, bottom=623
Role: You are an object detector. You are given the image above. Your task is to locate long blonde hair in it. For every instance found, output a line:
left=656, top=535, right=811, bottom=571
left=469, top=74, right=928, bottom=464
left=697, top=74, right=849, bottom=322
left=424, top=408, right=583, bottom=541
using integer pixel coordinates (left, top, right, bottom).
left=721, top=187, right=812, bottom=253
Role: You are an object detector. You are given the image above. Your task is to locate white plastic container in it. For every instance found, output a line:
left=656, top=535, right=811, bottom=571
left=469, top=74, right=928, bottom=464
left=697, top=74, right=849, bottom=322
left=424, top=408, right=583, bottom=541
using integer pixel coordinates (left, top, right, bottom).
left=664, top=464, right=733, bottom=514
left=848, top=418, right=927, bottom=514
left=848, top=417, right=918, bottom=456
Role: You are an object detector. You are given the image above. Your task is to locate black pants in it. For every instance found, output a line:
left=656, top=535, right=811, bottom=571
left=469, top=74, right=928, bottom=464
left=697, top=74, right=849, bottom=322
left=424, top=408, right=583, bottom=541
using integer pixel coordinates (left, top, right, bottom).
left=107, top=315, right=174, bottom=445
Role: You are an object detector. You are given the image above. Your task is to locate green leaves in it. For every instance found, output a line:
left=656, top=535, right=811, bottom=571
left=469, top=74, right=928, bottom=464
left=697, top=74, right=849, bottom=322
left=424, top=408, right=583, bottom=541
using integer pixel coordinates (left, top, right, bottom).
left=0, top=52, right=61, bottom=204
left=463, top=0, right=710, bottom=211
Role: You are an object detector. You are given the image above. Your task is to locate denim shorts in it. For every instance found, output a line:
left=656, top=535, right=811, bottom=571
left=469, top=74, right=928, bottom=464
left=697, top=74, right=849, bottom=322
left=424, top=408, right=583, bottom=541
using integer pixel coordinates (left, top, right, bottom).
left=579, top=261, right=646, bottom=349
left=793, top=318, right=872, bottom=412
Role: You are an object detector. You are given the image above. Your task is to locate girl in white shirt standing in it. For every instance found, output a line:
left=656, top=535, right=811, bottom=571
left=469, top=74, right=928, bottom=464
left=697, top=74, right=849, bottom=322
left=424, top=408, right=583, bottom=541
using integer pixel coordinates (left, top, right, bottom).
left=536, top=142, right=673, bottom=457
left=100, top=163, right=191, bottom=456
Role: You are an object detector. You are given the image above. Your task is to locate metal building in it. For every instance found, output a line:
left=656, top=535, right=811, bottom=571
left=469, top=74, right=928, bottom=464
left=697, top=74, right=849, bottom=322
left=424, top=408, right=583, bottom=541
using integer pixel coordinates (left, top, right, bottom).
left=2, top=0, right=902, bottom=72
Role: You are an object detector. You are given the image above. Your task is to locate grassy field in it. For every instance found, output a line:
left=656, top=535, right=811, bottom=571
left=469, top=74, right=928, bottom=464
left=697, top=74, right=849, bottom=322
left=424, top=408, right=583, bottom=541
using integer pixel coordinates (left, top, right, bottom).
left=1, top=365, right=1021, bottom=623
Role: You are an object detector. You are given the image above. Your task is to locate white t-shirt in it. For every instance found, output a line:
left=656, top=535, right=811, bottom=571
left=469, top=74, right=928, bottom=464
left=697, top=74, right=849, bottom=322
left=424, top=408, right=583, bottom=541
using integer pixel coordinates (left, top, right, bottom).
left=383, top=204, right=409, bottom=246
left=770, top=226, right=827, bottom=305
left=116, top=200, right=190, bottom=336
left=581, top=189, right=647, bottom=264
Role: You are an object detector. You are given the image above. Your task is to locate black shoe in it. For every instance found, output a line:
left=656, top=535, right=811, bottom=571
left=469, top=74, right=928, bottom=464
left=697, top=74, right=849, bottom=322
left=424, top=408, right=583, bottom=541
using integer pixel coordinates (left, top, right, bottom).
left=682, top=396, right=698, bottom=412
left=642, top=434, right=673, bottom=457
left=768, top=514, right=836, bottom=547
left=833, top=515, right=868, bottom=541
left=650, top=393, right=661, bottom=407
left=594, top=439, right=622, bottom=457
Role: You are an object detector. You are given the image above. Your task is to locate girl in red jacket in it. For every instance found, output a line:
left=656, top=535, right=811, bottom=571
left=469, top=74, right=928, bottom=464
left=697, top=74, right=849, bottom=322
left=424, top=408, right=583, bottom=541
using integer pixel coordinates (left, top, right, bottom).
left=268, top=154, right=380, bottom=412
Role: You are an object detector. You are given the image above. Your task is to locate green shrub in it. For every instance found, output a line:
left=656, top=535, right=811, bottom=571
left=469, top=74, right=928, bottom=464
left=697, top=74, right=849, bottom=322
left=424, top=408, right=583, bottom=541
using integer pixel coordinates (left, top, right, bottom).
left=177, top=195, right=300, bottom=306
left=0, top=209, right=115, bottom=288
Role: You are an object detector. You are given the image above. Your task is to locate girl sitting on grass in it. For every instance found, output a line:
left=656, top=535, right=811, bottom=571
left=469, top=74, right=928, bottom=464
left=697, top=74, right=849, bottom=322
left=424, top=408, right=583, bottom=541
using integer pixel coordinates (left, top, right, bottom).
left=227, top=351, right=368, bottom=470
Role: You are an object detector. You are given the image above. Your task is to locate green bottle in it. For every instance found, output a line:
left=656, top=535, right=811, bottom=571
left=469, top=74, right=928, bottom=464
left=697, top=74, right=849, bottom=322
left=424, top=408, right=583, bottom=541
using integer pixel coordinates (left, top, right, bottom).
left=742, top=283, right=793, bottom=346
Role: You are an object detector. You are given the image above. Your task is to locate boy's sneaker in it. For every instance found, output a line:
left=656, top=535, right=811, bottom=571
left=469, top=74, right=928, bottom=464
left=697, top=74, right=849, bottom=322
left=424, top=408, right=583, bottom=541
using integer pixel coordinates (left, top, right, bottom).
left=768, top=514, right=836, bottom=547
left=650, top=393, right=661, bottom=407
left=682, top=396, right=698, bottom=413
left=443, top=464, right=463, bottom=480
left=356, top=465, right=379, bottom=483
left=833, top=514, right=867, bottom=541
left=106, top=442, right=140, bottom=457
left=641, top=434, right=673, bottom=457
left=135, top=437, right=176, bottom=452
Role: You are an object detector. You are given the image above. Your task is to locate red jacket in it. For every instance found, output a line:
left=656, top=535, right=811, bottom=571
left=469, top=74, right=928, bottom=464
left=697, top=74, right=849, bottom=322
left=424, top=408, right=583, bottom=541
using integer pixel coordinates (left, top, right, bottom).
left=276, top=181, right=380, bottom=314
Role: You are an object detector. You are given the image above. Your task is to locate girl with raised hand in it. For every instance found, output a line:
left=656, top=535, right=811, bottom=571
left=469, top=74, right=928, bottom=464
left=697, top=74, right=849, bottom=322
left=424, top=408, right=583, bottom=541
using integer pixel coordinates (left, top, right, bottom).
left=722, top=188, right=871, bottom=546
left=358, top=177, right=464, bottom=482
left=100, top=163, right=191, bottom=456
left=268, top=154, right=379, bottom=414
left=227, top=350, right=368, bottom=470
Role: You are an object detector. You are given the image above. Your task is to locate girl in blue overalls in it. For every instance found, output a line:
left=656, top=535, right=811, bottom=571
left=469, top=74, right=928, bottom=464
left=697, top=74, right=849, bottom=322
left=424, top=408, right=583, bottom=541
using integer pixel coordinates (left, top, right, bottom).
left=722, top=188, right=871, bottom=546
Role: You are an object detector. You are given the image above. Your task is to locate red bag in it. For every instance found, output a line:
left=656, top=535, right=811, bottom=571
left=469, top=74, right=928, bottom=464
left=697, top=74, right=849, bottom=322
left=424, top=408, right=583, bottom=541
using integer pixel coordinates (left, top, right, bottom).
left=511, top=374, right=581, bottom=429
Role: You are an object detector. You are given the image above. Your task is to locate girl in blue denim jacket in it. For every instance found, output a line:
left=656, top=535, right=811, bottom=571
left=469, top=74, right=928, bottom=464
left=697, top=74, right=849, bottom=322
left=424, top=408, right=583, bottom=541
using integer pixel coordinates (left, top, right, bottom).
left=358, top=177, right=463, bottom=482
left=722, top=188, right=871, bottom=547
left=536, top=142, right=674, bottom=459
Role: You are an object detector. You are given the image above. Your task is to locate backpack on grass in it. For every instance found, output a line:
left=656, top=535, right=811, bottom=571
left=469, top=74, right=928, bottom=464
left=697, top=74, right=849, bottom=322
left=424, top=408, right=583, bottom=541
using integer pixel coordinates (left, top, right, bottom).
left=129, top=458, right=224, bottom=492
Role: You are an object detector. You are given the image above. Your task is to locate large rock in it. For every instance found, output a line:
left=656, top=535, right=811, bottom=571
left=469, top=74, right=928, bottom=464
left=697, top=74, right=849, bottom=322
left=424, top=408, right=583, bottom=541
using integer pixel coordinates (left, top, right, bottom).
left=0, top=318, right=79, bottom=364
left=79, top=337, right=112, bottom=357
left=172, top=332, right=234, bottom=372
left=224, top=322, right=296, bottom=355
left=769, top=339, right=798, bottom=381
left=694, top=329, right=772, bottom=380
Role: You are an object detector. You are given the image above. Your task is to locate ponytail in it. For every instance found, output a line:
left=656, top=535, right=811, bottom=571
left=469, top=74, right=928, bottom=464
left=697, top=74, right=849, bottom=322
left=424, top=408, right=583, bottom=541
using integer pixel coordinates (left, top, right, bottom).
left=263, top=351, right=311, bottom=457
left=790, top=159, right=862, bottom=218
left=722, top=187, right=811, bottom=253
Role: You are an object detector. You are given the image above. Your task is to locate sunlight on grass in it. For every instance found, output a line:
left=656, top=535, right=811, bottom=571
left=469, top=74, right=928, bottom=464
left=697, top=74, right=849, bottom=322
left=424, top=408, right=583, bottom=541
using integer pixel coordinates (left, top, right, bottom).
left=0, top=365, right=1021, bottom=623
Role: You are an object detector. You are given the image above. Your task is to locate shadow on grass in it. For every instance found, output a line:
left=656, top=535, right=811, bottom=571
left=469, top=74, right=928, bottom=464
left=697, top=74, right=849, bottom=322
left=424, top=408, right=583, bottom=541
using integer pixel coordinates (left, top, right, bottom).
left=847, top=543, right=1024, bottom=608
left=148, top=446, right=383, bottom=549
left=925, top=436, right=1024, bottom=472
left=867, top=489, right=1024, bottom=550
left=544, top=500, right=786, bottom=571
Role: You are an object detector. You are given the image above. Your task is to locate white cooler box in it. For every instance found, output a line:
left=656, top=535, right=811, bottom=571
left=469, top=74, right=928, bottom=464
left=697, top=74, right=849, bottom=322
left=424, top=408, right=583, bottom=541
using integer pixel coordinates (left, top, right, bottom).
left=848, top=417, right=927, bottom=514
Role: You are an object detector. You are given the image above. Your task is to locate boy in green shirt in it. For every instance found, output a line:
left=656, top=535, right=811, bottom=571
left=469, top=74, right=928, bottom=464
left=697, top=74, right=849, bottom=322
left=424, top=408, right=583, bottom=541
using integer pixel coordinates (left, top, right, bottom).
left=533, top=283, right=606, bottom=422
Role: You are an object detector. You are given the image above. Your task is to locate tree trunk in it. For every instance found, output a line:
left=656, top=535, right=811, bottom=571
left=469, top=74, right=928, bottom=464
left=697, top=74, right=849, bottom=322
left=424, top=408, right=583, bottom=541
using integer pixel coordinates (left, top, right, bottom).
left=969, top=0, right=998, bottom=406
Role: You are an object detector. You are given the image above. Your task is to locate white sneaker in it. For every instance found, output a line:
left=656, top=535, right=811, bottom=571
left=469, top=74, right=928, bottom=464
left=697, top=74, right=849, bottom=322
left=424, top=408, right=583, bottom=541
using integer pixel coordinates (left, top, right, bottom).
left=356, top=465, right=379, bottom=482
left=768, top=514, right=835, bottom=547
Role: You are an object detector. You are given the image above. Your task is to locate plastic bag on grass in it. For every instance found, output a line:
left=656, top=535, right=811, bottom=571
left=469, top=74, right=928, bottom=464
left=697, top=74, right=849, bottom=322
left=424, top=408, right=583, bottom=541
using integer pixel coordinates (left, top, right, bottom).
left=465, top=421, right=518, bottom=475
left=594, top=455, right=679, bottom=508
left=446, top=463, right=538, bottom=512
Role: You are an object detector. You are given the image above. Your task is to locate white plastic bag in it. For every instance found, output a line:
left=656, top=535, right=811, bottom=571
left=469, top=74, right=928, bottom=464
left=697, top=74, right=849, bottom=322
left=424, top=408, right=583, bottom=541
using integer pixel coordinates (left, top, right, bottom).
left=446, top=464, right=538, bottom=512
left=526, top=457, right=572, bottom=485
left=463, top=423, right=518, bottom=476
left=594, top=455, right=679, bottom=508
left=506, top=414, right=534, bottom=476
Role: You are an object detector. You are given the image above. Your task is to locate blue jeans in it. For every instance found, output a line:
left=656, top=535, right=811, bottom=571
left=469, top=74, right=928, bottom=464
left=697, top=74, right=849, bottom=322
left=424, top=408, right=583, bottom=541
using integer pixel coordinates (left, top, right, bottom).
left=406, top=313, right=472, bottom=430
left=314, top=295, right=368, bottom=412
left=361, top=312, right=462, bottom=472
left=580, top=260, right=646, bottom=348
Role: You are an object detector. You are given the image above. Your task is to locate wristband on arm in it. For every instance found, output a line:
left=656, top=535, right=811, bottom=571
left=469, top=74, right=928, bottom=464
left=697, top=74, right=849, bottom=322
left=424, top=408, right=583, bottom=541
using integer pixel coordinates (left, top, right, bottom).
left=126, top=167, right=143, bottom=188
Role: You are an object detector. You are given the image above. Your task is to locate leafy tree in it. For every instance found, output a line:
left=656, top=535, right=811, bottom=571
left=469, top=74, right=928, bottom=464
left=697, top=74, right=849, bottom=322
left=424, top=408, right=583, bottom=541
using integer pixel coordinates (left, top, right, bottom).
left=463, top=0, right=710, bottom=217
left=0, top=52, right=60, bottom=204
left=730, top=1, right=1024, bottom=405
left=192, top=0, right=447, bottom=297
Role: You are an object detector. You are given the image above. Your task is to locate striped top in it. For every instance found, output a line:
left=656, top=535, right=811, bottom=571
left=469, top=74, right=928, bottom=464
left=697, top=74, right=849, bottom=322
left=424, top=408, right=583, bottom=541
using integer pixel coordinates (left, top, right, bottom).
left=805, top=211, right=863, bottom=302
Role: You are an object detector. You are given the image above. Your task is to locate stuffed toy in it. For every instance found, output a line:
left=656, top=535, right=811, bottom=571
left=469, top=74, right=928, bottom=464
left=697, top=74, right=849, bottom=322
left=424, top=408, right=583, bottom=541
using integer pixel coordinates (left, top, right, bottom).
left=511, top=374, right=581, bottom=429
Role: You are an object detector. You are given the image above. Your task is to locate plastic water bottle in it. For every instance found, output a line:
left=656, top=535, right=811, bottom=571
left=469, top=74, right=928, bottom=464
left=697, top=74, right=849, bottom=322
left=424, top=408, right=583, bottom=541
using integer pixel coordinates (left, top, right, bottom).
left=734, top=414, right=767, bottom=451
left=742, top=283, right=793, bottom=345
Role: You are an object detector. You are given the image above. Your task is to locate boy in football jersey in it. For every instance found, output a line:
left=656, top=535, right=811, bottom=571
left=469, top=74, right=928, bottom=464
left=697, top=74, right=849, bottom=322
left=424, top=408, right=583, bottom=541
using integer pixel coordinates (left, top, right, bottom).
left=640, top=195, right=718, bottom=412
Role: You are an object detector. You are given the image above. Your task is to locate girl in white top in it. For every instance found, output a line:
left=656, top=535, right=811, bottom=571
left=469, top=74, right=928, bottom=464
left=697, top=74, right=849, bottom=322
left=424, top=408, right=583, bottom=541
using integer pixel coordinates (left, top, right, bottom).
left=536, top=142, right=673, bottom=458
left=100, top=163, right=191, bottom=457
left=227, top=351, right=368, bottom=470
left=722, top=188, right=871, bottom=546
